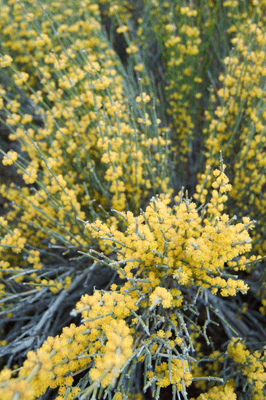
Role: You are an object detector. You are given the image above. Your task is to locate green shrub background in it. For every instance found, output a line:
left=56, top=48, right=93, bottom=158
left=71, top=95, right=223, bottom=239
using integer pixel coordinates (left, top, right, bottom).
left=0, top=0, right=266, bottom=399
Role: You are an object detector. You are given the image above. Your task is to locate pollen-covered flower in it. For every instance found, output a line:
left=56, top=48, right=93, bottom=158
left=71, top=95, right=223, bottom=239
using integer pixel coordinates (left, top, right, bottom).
left=150, top=287, right=173, bottom=309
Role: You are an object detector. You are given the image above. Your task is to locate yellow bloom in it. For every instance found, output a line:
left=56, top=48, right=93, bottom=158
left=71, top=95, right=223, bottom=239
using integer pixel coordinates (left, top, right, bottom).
left=2, top=151, right=18, bottom=166
left=0, top=54, right=13, bottom=67
left=150, top=287, right=173, bottom=309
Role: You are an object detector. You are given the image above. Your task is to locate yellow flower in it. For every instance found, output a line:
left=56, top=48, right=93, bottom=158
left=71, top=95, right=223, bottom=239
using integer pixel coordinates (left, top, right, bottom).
left=2, top=151, right=18, bottom=166
left=117, top=25, right=129, bottom=34
left=0, top=54, right=13, bottom=67
left=150, top=287, right=173, bottom=309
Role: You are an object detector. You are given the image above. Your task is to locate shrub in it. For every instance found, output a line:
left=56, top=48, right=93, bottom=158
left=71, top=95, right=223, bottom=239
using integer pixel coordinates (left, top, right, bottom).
left=0, top=0, right=266, bottom=399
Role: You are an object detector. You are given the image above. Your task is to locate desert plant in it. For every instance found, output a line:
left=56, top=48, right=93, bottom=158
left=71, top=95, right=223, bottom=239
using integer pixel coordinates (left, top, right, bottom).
left=0, top=0, right=266, bottom=399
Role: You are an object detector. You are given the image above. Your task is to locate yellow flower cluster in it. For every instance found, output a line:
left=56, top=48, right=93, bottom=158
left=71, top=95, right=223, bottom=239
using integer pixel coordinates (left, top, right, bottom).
left=0, top=286, right=136, bottom=399
left=76, top=289, right=138, bottom=321
left=2, top=151, right=18, bottom=166
left=0, top=54, right=13, bottom=68
left=0, top=368, right=35, bottom=400
left=87, top=166, right=252, bottom=297
left=89, top=319, right=133, bottom=387
left=147, top=359, right=192, bottom=390
left=149, top=287, right=173, bottom=309
left=198, top=16, right=266, bottom=255
left=75, top=289, right=136, bottom=387
left=228, top=338, right=266, bottom=397
left=0, top=323, right=90, bottom=400
left=191, top=380, right=237, bottom=400
left=0, top=228, right=27, bottom=254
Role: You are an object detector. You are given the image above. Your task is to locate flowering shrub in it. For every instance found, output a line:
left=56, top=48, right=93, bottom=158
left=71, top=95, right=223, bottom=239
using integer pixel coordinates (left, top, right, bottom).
left=0, top=0, right=266, bottom=399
